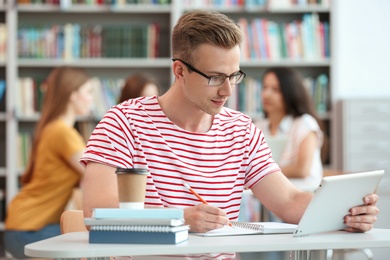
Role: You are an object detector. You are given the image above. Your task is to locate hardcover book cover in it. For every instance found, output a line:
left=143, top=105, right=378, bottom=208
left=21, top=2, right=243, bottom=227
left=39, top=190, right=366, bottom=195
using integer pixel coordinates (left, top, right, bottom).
left=89, top=225, right=190, bottom=244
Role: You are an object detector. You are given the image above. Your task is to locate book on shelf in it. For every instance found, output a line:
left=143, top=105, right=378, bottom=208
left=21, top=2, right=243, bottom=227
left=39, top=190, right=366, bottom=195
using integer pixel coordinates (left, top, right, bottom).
left=92, top=207, right=184, bottom=219
left=85, top=217, right=185, bottom=227
left=239, top=13, right=330, bottom=61
left=89, top=225, right=190, bottom=244
left=18, top=23, right=159, bottom=59
left=192, top=222, right=297, bottom=237
left=18, top=131, right=32, bottom=169
left=0, top=79, right=5, bottom=111
left=15, top=77, right=47, bottom=116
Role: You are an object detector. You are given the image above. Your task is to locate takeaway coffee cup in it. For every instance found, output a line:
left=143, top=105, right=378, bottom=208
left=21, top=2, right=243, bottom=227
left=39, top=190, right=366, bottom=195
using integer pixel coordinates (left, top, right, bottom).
left=115, top=168, right=148, bottom=209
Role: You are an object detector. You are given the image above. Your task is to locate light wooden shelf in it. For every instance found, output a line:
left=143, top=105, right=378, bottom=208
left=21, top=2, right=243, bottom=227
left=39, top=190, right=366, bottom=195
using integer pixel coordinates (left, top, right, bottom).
left=240, top=59, right=331, bottom=67
left=17, top=58, right=172, bottom=68
left=184, top=5, right=330, bottom=14
left=17, top=4, right=171, bottom=13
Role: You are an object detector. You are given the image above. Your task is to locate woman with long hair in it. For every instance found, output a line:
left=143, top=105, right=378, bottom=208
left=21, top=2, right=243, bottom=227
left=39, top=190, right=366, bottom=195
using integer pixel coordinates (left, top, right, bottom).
left=4, top=66, right=95, bottom=258
left=118, top=73, right=160, bottom=103
left=257, top=67, right=327, bottom=186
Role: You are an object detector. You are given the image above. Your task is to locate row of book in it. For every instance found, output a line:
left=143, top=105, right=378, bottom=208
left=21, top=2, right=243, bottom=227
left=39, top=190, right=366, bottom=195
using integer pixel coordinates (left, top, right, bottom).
left=17, top=0, right=170, bottom=5
left=16, top=77, right=124, bottom=118
left=239, top=13, right=330, bottom=61
left=92, top=78, right=124, bottom=118
left=304, top=73, right=329, bottom=114
left=16, top=77, right=45, bottom=117
left=86, top=208, right=189, bottom=244
left=225, top=73, right=329, bottom=116
left=16, top=14, right=329, bottom=61
left=16, top=72, right=328, bottom=119
left=18, top=23, right=161, bottom=59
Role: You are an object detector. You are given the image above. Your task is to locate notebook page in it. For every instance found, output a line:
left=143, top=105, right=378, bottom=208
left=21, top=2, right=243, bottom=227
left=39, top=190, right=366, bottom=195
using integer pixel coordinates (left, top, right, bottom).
left=192, top=222, right=297, bottom=237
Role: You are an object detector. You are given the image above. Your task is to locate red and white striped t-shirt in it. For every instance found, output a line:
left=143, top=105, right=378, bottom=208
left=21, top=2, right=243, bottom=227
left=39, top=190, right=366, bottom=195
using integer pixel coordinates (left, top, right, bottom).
left=81, top=96, right=279, bottom=221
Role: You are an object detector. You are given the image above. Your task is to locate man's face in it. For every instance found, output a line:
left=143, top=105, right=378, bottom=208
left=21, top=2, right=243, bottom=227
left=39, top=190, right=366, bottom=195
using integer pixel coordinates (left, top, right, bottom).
left=182, top=44, right=241, bottom=116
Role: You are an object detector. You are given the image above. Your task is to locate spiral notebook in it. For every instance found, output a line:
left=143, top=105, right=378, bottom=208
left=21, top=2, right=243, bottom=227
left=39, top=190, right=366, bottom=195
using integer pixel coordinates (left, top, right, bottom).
left=90, top=225, right=189, bottom=232
left=192, top=222, right=297, bottom=237
left=89, top=225, right=190, bottom=244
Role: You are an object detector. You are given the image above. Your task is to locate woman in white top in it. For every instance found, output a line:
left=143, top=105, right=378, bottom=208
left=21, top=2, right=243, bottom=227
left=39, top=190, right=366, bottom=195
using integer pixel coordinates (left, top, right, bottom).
left=256, top=67, right=327, bottom=187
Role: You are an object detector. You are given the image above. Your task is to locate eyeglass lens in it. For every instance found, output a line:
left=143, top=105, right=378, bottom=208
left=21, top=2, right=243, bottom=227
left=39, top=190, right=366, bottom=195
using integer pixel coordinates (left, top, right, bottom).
left=209, top=73, right=245, bottom=86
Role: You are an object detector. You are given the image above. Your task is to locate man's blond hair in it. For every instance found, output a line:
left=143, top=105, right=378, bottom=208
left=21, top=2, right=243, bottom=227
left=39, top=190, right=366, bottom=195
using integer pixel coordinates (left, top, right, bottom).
left=172, top=9, right=243, bottom=64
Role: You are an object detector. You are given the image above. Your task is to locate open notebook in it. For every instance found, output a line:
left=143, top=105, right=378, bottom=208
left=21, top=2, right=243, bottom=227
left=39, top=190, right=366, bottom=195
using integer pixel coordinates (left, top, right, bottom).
left=192, top=222, right=297, bottom=237
left=193, top=170, right=384, bottom=238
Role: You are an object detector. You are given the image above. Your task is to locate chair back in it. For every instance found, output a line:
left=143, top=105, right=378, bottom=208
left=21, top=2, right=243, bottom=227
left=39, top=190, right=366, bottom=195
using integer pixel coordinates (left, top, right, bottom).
left=60, top=209, right=87, bottom=234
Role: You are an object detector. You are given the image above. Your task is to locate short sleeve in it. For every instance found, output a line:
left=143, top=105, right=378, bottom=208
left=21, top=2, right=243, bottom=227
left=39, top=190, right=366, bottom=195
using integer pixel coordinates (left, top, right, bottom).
left=41, top=120, right=86, bottom=161
left=294, top=114, right=323, bottom=148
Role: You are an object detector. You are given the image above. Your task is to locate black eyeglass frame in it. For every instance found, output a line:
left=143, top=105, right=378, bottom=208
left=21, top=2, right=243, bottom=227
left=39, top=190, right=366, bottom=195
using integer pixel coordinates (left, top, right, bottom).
left=172, top=58, right=246, bottom=86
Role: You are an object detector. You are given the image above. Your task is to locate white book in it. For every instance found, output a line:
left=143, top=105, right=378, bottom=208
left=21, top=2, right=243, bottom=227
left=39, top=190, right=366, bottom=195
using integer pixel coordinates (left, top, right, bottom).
left=85, top=217, right=185, bottom=227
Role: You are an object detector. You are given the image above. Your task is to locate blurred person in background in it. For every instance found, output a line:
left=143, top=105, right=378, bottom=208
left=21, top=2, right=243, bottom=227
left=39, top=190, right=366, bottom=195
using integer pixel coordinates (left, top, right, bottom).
left=118, top=72, right=160, bottom=103
left=257, top=67, right=327, bottom=187
left=4, top=66, right=96, bottom=258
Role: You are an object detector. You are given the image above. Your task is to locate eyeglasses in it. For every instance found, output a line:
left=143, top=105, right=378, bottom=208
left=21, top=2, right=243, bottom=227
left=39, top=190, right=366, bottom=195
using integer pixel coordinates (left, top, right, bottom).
left=172, top=58, right=246, bottom=86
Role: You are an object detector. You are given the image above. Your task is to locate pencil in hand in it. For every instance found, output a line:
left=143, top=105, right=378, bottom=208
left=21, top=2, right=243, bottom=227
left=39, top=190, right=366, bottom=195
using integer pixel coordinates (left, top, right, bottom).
left=183, top=182, right=234, bottom=228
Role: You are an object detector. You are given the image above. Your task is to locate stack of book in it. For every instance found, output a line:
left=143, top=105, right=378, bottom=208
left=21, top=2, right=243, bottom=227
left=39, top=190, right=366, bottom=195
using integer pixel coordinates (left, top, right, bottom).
left=85, top=208, right=189, bottom=244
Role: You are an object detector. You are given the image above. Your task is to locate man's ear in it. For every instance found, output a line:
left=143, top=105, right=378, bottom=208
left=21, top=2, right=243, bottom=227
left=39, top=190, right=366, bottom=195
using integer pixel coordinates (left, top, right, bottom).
left=172, top=60, right=185, bottom=80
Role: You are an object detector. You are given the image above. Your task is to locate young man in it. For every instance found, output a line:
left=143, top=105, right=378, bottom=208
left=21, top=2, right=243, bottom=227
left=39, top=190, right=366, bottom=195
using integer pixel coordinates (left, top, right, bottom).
left=81, top=10, right=379, bottom=234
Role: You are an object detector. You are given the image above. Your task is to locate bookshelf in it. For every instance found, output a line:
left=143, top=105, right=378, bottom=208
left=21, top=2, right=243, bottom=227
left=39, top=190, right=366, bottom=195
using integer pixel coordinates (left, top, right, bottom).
left=2, top=0, right=177, bottom=230
left=1, top=0, right=332, bottom=229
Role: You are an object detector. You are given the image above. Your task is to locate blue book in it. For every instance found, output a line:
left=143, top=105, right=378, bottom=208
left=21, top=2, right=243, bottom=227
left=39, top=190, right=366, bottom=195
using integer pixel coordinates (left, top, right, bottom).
left=92, top=208, right=184, bottom=219
left=323, top=22, right=330, bottom=57
left=89, top=225, right=189, bottom=244
left=0, top=79, right=5, bottom=101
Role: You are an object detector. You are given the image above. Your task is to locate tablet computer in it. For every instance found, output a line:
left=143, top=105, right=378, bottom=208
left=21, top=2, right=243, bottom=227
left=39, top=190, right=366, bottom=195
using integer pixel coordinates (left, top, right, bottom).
left=293, top=170, right=384, bottom=237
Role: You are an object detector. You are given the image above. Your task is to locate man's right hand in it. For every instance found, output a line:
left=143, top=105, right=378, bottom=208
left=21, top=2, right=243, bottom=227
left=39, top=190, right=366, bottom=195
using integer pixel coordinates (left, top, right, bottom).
left=183, top=204, right=230, bottom=232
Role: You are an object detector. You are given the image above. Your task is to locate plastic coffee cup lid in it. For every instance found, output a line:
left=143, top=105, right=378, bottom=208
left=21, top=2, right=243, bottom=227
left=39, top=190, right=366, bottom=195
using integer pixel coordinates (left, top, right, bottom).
left=115, top=168, right=149, bottom=175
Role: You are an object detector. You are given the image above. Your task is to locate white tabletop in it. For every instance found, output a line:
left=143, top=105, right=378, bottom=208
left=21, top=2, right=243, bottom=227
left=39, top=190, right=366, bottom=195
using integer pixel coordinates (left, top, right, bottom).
left=25, top=229, right=390, bottom=259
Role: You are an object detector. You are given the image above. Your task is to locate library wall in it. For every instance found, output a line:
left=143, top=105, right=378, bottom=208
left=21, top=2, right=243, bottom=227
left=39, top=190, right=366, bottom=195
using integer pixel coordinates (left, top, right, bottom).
left=332, top=0, right=390, bottom=99
left=331, top=2, right=390, bottom=259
